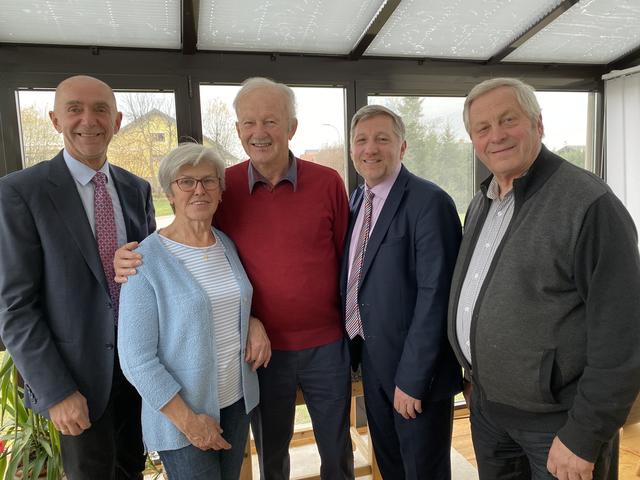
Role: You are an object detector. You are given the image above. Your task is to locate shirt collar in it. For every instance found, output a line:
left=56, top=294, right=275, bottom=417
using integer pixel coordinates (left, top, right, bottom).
left=63, top=149, right=111, bottom=186
left=485, top=177, right=502, bottom=201
left=247, top=151, right=297, bottom=193
left=485, top=170, right=528, bottom=201
left=365, top=162, right=402, bottom=201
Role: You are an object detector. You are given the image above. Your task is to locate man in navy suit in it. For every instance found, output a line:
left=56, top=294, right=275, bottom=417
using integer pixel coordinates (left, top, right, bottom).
left=0, top=75, right=155, bottom=479
left=341, top=104, right=462, bottom=479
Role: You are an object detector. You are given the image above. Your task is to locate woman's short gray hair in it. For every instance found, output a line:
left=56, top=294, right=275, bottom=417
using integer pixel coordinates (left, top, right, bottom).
left=233, top=77, right=297, bottom=125
left=350, top=104, right=406, bottom=143
left=463, top=78, right=541, bottom=134
left=158, top=143, right=226, bottom=196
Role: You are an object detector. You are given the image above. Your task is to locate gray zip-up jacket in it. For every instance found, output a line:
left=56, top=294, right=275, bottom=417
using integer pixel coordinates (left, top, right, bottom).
left=448, top=145, right=640, bottom=461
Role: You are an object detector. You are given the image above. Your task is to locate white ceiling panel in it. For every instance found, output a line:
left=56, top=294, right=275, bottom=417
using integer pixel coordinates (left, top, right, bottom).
left=505, top=0, right=640, bottom=64
left=0, top=0, right=180, bottom=49
left=197, top=0, right=386, bottom=54
left=364, top=0, right=563, bottom=60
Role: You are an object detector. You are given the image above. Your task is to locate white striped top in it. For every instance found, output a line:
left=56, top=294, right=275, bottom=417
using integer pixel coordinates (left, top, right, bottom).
left=160, top=231, right=243, bottom=408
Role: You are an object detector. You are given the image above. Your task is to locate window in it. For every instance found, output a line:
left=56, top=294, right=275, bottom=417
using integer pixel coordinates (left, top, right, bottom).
left=16, top=89, right=178, bottom=218
left=368, top=95, right=474, bottom=215
left=536, top=91, right=591, bottom=171
left=367, top=91, right=593, bottom=214
left=199, top=84, right=348, bottom=184
left=16, top=91, right=63, bottom=169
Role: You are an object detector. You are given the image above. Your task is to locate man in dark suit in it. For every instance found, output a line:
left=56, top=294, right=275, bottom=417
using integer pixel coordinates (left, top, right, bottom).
left=0, top=75, right=155, bottom=479
left=341, top=104, right=462, bottom=479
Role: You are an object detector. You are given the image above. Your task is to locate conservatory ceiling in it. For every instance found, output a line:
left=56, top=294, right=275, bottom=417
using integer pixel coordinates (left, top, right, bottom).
left=0, top=0, right=638, bottom=67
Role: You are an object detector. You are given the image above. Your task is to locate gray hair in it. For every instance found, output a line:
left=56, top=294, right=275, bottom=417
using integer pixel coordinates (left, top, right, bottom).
left=158, top=143, right=226, bottom=196
left=350, top=104, right=406, bottom=143
left=233, top=77, right=297, bottom=125
left=463, top=78, right=541, bottom=134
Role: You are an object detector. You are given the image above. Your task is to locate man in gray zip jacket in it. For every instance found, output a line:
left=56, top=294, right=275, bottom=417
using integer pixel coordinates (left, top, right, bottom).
left=448, top=77, right=640, bottom=480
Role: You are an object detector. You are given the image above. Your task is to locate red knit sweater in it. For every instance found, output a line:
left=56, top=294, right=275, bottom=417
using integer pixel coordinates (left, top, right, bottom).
left=215, top=158, right=349, bottom=350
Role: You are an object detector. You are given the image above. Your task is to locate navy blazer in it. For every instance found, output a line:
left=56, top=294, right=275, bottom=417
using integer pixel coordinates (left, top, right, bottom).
left=0, top=151, right=155, bottom=420
left=340, top=165, right=462, bottom=401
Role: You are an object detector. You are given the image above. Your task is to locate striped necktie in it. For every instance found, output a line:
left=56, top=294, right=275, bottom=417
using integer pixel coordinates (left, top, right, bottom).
left=345, top=189, right=374, bottom=339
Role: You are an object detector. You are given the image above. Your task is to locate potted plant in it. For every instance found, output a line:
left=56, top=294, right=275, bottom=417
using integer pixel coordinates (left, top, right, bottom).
left=0, top=353, right=63, bottom=479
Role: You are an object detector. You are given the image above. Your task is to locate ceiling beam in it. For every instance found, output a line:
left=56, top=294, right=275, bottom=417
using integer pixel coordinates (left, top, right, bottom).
left=349, top=0, right=401, bottom=60
left=487, top=0, right=579, bottom=64
left=182, top=0, right=198, bottom=55
left=607, top=43, right=640, bottom=71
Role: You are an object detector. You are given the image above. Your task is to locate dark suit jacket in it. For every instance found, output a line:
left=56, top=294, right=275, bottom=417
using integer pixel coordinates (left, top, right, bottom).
left=0, top=151, right=155, bottom=420
left=340, top=165, right=462, bottom=401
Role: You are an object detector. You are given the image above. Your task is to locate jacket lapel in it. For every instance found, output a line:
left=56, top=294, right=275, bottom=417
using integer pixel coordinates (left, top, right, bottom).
left=109, top=165, right=138, bottom=240
left=359, top=166, right=409, bottom=284
left=46, top=153, right=110, bottom=296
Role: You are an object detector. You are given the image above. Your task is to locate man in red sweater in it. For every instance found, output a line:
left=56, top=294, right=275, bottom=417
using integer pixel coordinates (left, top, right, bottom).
left=115, top=78, right=354, bottom=479
left=218, top=78, right=353, bottom=480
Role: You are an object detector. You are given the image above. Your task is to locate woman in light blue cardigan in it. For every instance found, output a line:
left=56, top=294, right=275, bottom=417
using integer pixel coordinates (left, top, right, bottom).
left=118, top=143, right=269, bottom=480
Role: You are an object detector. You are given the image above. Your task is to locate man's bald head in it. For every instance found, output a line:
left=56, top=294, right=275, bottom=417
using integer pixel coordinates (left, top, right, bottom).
left=49, top=75, right=122, bottom=170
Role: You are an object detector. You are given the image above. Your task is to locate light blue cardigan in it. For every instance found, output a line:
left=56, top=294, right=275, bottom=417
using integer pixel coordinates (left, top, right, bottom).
left=117, top=229, right=259, bottom=452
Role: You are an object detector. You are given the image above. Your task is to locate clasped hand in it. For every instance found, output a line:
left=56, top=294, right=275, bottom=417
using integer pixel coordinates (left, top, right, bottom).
left=183, top=412, right=231, bottom=451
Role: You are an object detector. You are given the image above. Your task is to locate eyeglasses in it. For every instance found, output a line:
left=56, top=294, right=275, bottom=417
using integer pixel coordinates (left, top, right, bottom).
left=172, top=176, right=220, bottom=192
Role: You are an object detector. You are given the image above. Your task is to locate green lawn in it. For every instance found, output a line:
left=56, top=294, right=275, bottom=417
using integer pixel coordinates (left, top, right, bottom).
left=152, top=195, right=173, bottom=217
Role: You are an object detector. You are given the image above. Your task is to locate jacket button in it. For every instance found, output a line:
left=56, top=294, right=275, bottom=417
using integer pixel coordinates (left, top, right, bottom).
left=105, top=343, right=114, bottom=350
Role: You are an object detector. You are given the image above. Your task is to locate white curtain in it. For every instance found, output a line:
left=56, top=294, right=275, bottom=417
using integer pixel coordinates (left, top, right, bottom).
left=604, top=67, right=640, bottom=232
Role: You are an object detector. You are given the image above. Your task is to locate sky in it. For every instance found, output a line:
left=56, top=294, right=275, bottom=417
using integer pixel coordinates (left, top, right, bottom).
left=17, top=87, right=589, bottom=154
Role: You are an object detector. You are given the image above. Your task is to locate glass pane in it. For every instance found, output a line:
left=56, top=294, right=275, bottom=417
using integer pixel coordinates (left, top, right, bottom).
left=16, top=90, right=179, bottom=223
left=368, top=91, right=592, bottom=214
left=197, top=0, right=385, bottom=54
left=16, top=91, right=62, bottom=169
left=200, top=84, right=348, bottom=184
left=110, top=92, right=178, bottom=225
left=368, top=95, right=474, bottom=215
left=536, top=91, right=591, bottom=171
left=504, top=0, right=640, bottom=64
left=365, top=0, right=563, bottom=60
left=1, top=0, right=181, bottom=49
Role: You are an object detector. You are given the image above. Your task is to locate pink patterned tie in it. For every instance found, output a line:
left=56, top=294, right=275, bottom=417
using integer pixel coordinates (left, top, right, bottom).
left=345, top=189, right=374, bottom=339
left=91, top=172, right=120, bottom=322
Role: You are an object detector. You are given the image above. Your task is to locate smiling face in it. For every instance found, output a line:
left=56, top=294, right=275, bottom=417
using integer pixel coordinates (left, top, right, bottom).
left=49, top=76, right=122, bottom=170
left=468, top=86, right=543, bottom=187
left=350, top=114, right=406, bottom=188
left=235, top=86, right=297, bottom=171
left=167, top=162, right=222, bottom=223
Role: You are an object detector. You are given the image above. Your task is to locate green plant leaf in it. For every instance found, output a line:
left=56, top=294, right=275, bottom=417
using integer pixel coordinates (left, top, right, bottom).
left=38, top=436, right=53, bottom=458
left=46, top=455, right=63, bottom=480
left=0, top=454, right=7, bottom=478
left=0, top=357, right=63, bottom=479
left=6, top=452, right=20, bottom=480
left=30, top=452, right=47, bottom=479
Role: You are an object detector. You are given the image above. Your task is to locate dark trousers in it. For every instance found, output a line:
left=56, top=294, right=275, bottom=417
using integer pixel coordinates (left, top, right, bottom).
left=251, top=337, right=354, bottom=480
left=361, top=342, right=454, bottom=480
left=60, top=362, right=145, bottom=480
left=470, top=390, right=618, bottom=480
left=158, top=398, right=250, bottom=480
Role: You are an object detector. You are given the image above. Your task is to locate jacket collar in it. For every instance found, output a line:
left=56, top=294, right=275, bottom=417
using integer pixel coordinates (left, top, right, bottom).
left=480, top=144, right=563, bottom=207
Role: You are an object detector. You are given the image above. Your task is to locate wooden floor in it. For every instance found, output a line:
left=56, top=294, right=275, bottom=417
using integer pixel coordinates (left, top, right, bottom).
left=452, top=408, right=640, bottom=479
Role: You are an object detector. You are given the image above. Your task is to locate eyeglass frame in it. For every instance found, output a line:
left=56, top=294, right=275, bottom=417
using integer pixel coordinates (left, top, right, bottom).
left=171, top=176, right=221, bottom=192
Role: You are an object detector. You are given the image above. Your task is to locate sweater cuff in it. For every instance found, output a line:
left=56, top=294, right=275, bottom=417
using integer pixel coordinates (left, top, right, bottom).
left=557, top=419, right=604, bottom=463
